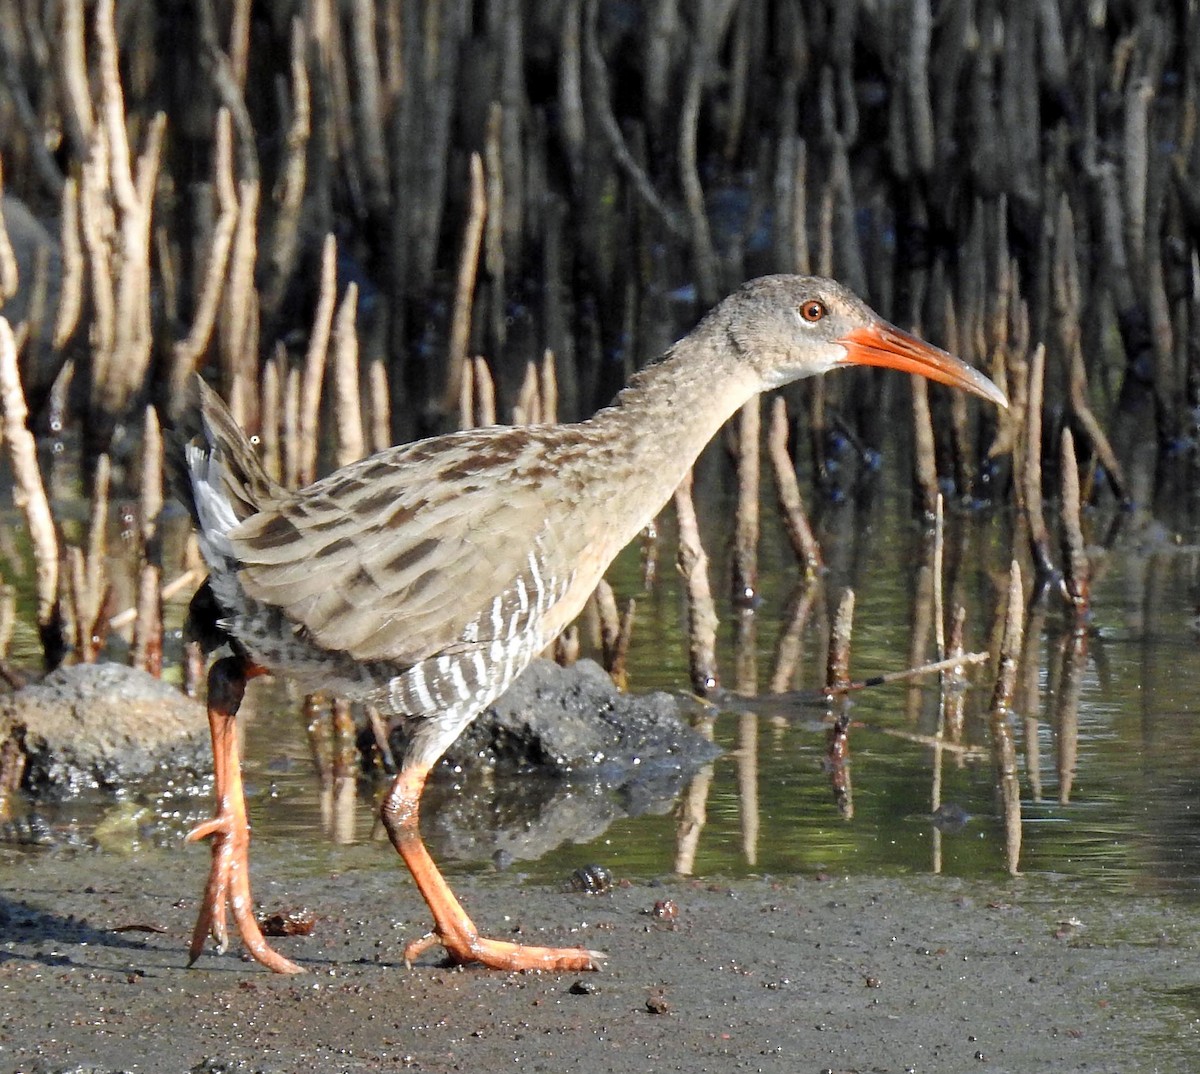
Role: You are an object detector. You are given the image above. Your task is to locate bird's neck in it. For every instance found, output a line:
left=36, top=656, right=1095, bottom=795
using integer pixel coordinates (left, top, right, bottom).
left=579, top=329, right=763, bottom=540
left=595, top=338, right=760, bottom=450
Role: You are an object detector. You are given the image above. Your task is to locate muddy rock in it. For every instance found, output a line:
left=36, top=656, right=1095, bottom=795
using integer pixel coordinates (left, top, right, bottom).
left=411, top=657, right=719, bottom=780
left=1, top=662, right=208, bottom=796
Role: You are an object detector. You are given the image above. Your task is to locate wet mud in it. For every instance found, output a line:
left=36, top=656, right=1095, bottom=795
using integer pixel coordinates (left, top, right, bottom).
left=0, top=847, right=1196, bottom=1073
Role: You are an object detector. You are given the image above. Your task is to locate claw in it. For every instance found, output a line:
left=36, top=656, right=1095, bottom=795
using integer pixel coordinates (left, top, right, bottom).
left=188, top=802, right=304, bottom=974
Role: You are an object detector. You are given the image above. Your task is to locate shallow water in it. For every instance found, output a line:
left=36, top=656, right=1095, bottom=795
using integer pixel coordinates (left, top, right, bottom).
left=4, top=430, right=1200, bottom=903
left=195, top=457, right=1200, bottom=903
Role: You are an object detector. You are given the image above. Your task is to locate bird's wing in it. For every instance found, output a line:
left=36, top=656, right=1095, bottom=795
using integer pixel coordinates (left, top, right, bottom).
left=226, top=426, right=583, bottom=664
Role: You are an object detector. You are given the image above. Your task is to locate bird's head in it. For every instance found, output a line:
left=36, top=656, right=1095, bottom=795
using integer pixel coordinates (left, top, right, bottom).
left=722, top=275, right=1008, bottom=408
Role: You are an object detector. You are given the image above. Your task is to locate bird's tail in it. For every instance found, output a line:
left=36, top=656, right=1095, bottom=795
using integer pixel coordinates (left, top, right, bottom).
left=168, top=374, right=284, bottom=564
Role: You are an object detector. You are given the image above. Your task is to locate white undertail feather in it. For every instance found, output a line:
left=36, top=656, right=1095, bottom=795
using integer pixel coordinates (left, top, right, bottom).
left=185, top=441, right=240, bottom=569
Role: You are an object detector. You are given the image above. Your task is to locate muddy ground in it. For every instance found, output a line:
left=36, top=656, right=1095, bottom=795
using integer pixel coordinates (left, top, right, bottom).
left=1, top=843, right=1197, bottom=1074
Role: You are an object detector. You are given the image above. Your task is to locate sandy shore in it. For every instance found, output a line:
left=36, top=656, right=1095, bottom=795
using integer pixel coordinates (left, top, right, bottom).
left=1, top=844, right=1197, bottom=1074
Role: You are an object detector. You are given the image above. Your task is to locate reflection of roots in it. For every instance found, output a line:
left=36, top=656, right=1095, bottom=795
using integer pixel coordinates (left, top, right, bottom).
left=675, top=762, right=714, bottom=876
left=826, top=701, right=853, bottom=821
left=989, top=563, right=1026, bottom=878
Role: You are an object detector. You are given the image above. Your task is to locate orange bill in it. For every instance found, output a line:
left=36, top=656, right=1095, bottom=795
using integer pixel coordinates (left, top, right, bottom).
left=836, top=321, right=1008, bottom=409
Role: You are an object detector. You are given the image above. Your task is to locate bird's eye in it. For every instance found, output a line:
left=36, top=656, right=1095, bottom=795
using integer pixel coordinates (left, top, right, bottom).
left=799, top=300, right=826, bottom=323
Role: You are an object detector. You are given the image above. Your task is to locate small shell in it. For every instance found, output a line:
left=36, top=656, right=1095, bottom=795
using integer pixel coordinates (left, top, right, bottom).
left=650, top=898, right=678, bottom=921
left=563, top=864, right=614, bottom=894
left=258, top=909, right=317, bottom=936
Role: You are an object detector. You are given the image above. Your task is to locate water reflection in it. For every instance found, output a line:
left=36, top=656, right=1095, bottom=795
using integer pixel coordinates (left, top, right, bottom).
left=4, top=470, right=1199, bottom=900
left=538, top=487, right=1197, bottom=895
left=220, top=478, right=1199, bottom=905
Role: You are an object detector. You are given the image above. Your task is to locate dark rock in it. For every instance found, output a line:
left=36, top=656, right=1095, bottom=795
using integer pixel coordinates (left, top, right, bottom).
left=437, top=658, right=720, bottom=778
left=0, top=663, right=208, bottom=797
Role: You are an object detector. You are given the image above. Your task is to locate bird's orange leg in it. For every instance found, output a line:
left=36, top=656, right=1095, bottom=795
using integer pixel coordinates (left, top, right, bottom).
left=381, top=767, right=605, bottom=971
left=186, top=656, right=303, bottom=974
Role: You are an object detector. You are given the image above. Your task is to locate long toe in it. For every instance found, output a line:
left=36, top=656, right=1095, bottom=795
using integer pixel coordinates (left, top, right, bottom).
left=187, top=900, right=224, bottom=965
left=407, top=932, right=606, bottom=972
left=468, top=938, right=607, bottom=972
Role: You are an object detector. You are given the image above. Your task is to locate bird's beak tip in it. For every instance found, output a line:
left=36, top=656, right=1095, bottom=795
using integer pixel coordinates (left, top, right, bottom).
left=837, top=321, right=1008, bottom=409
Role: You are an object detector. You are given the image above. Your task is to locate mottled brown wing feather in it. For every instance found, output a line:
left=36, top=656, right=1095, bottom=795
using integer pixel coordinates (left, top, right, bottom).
left=228, top=427, right=575, bottom=665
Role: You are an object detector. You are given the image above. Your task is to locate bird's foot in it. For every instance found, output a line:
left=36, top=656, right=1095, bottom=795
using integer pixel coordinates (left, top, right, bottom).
left=382, top=766, right=605, bottom=973
left=186, top=809, right=303, bottom=974
left=403, top=928, right=605, bottom=972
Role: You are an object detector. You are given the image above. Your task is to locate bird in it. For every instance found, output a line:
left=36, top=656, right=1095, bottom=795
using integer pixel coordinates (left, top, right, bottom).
left=173, top=274, right=1007, bottom=975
